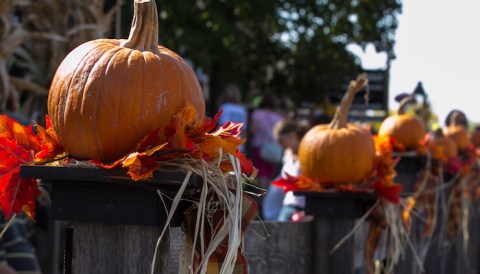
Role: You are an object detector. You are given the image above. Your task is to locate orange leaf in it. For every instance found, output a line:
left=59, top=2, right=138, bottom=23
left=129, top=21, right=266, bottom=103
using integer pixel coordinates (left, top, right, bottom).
left=34, top=116, right=65, bottom=162
left=166, top=104, right=198, bottom=149
left=200, top=136, right=244, bottom=161
left=122, top=152, right=160, bottom=181
left=0, top=115, right=41, bottom=152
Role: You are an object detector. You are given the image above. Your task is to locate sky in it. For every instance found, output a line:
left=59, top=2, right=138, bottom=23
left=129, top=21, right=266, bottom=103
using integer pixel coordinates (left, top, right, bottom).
left=348, top=0, right=480, bottom=126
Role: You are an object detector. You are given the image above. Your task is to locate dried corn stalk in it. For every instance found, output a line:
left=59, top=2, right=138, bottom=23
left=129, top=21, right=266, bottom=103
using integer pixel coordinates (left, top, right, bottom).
left=0, top=0, right=28, bottom=113
left=1, top=0, right=122, bottom=121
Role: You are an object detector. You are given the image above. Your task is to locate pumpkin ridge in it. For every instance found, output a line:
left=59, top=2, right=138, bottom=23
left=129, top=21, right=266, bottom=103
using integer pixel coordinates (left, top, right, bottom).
left=62, top=44, right=115, bottom=150
left=156, top=53, right=166, bottom=113
left=167, top=54, right=185, bottom=107
left=184, top=60, right=203, bottom=110
left=82, top=46, right=126, bottom=158
left=52, top=42, right=108, bottom=143
left=136, top=50, right=147, bottom=149
left=107, top=48, right=133, bottom=154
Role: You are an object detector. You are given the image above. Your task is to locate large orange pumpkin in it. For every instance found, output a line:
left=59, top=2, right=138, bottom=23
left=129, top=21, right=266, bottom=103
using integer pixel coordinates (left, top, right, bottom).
left=378, top=97, right=426, bottom=150
left=48, top=0, right=205, bottom=161
left=298, top=74, right=375, bottom=185
left=443, top=112, right=471, bottom=151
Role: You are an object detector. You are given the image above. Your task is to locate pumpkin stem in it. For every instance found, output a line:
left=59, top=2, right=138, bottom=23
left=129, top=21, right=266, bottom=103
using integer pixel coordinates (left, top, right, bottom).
left=121, top=0, right=160, bottom=54
left=397, top=96, right=416, bottom=115
left=329, top=73, right=369, bottom=129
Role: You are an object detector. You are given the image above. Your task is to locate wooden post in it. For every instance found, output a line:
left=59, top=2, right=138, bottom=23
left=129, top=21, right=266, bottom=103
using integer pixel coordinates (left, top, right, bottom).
left=298, top=191, right=374, bottom=274
left=69, top=223, right=168, bottom=274
left=20, top=165, right=198, bottom=274
left=313, top=217, right=355, bottom=274
left=244, top=221, right=312, bottom=274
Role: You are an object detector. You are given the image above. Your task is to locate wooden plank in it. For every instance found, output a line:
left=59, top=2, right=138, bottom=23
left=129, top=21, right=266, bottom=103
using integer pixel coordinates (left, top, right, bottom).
left=168, top=227, right=185, bottom=274
left=20, top=165, right=201, bottom=188
left=70, top=222, right=169, bottom=274
left=313, top=218, right=356, bottom=274
left=244, top=221, right=312, bottom=274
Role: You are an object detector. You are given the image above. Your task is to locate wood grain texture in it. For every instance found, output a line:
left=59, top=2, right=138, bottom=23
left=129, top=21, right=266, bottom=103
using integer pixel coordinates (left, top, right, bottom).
left=70, top=222, right=169, bottom=274
left=313, top=218, right=355, bottom=274
left=168, top=227, right=185, bottom=274
left=393, top=217, right=422, bottom=274
left=424, top=200, right=480, bottom=274
left=244, top=221, right=312, bottom=274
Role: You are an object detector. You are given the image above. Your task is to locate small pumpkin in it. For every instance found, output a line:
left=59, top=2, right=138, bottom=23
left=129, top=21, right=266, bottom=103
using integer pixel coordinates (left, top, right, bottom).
left=378, top=96, right=426, bottom=150
left=428, top=128, right=458, bottom=159
left=298, top=74, right=375, bottom=185
left=470, top=126, right=480, bottom=148
left=443, top=111, right=471, bottom=151
left=47, top=0, right=205, bottom=161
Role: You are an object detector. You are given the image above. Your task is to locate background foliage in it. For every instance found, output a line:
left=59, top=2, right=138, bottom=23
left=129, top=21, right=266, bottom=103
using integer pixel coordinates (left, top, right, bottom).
left=122, top=0, right=402, bottom=114
left=0, top=0, right=402, bottom=120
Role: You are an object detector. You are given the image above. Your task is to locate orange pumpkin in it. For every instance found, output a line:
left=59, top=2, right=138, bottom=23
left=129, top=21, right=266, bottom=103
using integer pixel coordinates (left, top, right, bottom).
left=48, top=0, right=205, bottom=161
left=429, top=128, right=458, bottom=159
left=378, top=97, right=426, bottom=150
left=298, top=74, right=375, bottom=185
left=443, top=112, right=470, bottom=151
left=471, top=127, right=480, bottom=148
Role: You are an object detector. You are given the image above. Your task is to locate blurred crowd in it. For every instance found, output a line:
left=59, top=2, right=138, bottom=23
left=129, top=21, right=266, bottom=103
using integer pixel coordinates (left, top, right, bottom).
left=214, top=84, right=333, bottom=222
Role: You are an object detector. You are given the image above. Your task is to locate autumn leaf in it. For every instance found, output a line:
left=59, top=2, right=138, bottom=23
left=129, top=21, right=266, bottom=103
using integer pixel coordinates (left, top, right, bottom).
left=210, top=121, right=242, bottom=139
left=0, top=137, right=39, bottom=219
left=200, top=136, right=244, bottom=161
left=165, top=104, right=198, bottom=150
left=0, top=115, right=41, bottom=152
left=235, top=151, right=254, bottom=175
left=122, top=152, right=160, bottom=181
left=272, top=173, right=299, bottom=192
left=370, top=180, right=403, bottom=204
left=34, top=116, right=66, bottom=162
left=92, top=104, right=255, bottom=181
left=0, top=115, right=65, bottom=219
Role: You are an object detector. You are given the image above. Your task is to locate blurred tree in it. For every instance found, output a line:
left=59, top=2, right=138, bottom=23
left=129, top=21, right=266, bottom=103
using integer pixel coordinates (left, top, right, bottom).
left=121, top=0, right=402, bottom=115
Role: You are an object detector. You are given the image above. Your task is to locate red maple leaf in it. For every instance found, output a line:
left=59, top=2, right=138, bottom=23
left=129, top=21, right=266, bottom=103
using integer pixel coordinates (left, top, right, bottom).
left=0, top=137, right=39, bottom=219
left=0, top=115, right=65, bottom=219
left=272, top=173, right=299, bottom=192
left=235, top=151, right=254, bottom=175
left=370, top=180, right=403, bottom=204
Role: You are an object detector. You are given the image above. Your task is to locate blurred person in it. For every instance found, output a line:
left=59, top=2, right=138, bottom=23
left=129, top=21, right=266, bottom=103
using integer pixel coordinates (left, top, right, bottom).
left=0, top=212, right=42, bottom=274
left=266, top=118, right=310, bottom=221
left=249, top=92, right=285, bottom=189
left=217, top=84, right=248, bottom=152
left=444, top=109, right=468, bottom=128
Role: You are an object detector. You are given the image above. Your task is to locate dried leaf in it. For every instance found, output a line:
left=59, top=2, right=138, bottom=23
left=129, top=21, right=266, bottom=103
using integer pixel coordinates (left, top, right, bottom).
left=34, top=115, right=65, bottom=162
left=122, top=152, right=160, bottom=181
